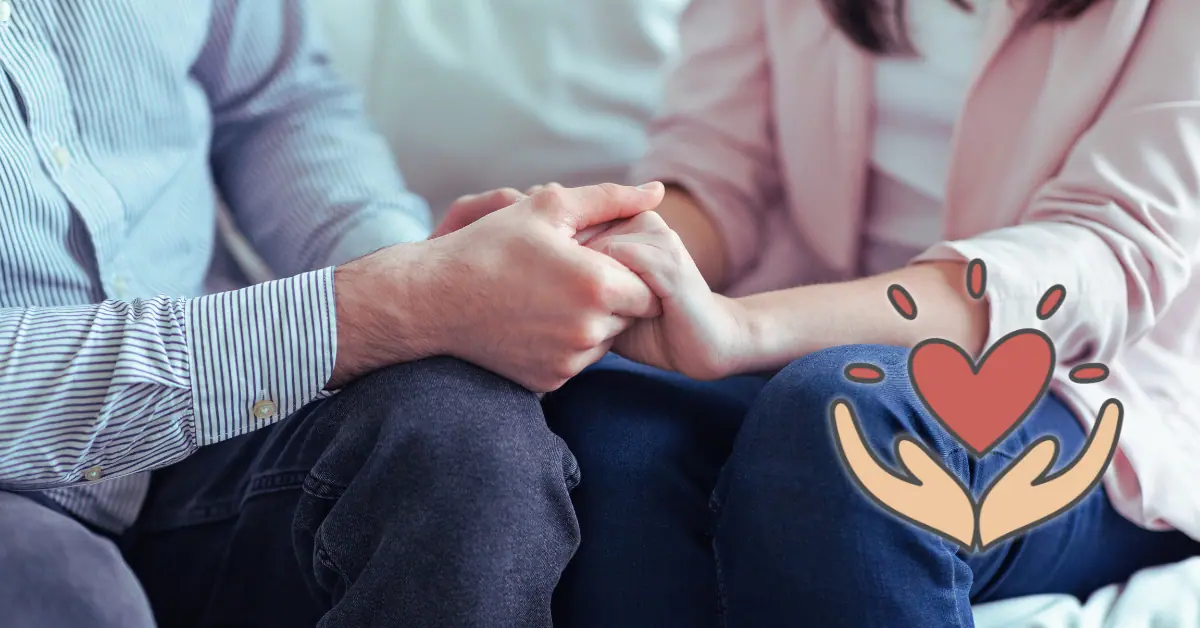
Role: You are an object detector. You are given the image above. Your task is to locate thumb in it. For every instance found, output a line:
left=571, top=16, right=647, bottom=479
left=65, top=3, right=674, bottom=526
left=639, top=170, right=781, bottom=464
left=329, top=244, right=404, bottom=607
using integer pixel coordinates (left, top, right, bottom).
left=550, top=182, right=665, bottom=234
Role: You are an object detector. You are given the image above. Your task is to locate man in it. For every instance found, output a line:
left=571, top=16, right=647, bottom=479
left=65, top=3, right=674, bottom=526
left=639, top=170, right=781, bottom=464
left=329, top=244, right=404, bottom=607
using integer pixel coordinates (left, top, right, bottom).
left=0, top=1, right=666, bottom=626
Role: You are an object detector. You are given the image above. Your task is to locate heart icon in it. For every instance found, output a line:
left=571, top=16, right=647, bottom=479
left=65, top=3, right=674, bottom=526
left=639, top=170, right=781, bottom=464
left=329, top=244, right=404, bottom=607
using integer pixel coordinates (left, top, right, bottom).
left=908, top=330, right=1055, bottom=457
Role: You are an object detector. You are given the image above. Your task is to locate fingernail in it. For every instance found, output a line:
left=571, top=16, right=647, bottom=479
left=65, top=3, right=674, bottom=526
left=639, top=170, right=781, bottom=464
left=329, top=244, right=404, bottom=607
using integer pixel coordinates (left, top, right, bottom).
left=638, top=181, right=664, bottom=191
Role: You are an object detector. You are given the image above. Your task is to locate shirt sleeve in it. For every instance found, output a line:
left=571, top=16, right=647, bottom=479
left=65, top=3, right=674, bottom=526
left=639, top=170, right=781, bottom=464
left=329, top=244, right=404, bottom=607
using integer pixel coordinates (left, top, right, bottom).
left=631, top=0, right=783, bottom=285
left=0, top=269, right=336, bottom=490
left=193, top=0, right=432, bottom=275
left=914, top=7, right=1200, bottom=368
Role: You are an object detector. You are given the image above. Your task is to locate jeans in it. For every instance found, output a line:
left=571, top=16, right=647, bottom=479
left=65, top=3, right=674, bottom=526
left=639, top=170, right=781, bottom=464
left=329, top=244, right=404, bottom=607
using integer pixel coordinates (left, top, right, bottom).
left=545, top=347, right=1199, bottom=627
left=1, top=357, right=580, bottom=628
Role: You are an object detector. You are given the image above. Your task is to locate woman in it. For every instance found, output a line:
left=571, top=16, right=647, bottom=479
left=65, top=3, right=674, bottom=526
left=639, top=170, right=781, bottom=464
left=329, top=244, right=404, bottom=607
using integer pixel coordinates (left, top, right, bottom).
left=443, top=0, right=1200, bottom=625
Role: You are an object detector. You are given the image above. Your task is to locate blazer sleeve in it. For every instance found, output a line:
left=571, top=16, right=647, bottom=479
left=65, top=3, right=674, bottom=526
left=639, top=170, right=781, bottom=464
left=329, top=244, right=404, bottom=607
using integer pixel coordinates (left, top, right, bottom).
left=632, top=0, right=783, bottom=284
left=917, top=5, right=1200, bottom=367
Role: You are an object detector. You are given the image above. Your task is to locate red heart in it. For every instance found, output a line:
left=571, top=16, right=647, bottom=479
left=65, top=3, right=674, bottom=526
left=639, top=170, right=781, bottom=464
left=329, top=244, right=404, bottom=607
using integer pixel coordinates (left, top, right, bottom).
left=909, top=330, right=1055, bottom=457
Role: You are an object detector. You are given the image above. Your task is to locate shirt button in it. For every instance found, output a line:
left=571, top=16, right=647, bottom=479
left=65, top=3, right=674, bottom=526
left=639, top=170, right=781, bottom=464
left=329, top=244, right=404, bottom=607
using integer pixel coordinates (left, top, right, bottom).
left=0, top=2, right=13, bottom=25
left=84, top=466, right=103, bottom=482
left=52, top=145, right=71, bottom=168
left=111, top=275, right=128, bottom=298
left=252, top=399, right=277, bottom=420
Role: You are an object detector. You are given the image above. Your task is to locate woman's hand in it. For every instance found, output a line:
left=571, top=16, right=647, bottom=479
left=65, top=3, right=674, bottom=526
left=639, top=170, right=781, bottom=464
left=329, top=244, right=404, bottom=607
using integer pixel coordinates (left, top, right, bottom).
left=432, top=188, right=525, bottom=238
left=432, top=183, right=565, bottom=238
left=585, top=211, right=753, bottom=380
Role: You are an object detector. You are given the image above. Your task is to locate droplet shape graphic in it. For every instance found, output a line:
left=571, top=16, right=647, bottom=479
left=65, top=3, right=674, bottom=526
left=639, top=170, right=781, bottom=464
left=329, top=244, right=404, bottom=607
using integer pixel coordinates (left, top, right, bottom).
left=1069, top=363, right=1109, bottom=384
left=888, top=285, right=917, bottom=320
left=967, top=259, right=987, bottom=300
left=845, top=363, right=886, bottom=384
left=1038, top=285, right=1066, bottom=320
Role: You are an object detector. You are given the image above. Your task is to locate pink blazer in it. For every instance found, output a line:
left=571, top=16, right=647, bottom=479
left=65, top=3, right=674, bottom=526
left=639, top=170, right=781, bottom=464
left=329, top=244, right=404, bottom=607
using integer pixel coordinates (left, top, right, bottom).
left=634, top=0, right=1200, bottom=538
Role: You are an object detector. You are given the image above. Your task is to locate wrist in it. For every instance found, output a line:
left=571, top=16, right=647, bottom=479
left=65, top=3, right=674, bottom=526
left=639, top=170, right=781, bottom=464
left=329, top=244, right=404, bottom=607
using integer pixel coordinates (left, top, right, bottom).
left=328, top=240, right=450, bottom=388
left=720, top=292, right=801, bottom=376
left=712, top=294, right=764, bottom=377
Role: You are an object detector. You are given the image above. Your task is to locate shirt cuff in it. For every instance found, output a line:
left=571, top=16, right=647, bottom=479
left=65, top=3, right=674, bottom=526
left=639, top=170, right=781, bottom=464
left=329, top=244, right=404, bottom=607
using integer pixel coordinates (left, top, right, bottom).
left=911, top=221, right=1115, bottom=365
left=186, top=267, right=337, bottom=446
left=324, top=205, right=432, bottom=267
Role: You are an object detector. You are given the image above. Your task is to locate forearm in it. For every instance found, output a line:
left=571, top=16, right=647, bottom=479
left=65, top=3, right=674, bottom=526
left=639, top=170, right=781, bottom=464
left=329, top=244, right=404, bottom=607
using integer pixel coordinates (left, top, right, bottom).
left=731, top=261, right=988, bottom=374
left=0, top=270, right=336, bottom=489
left=656, top=185, right=730, bottom=290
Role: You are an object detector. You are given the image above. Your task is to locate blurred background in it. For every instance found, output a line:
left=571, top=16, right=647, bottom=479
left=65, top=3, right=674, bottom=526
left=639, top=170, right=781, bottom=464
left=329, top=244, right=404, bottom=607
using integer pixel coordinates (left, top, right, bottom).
left=313, top=0, right=689, bottom=220
left=213, top=0, right=687, bottom=288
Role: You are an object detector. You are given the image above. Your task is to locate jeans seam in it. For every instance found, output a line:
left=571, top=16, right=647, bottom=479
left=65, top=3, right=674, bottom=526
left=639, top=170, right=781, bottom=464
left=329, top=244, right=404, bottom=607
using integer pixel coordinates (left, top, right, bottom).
left=314, top=544, right=340, bottom=574
left=945, top=540, right=969, bottom=627
left=314, top=540, right=350, bottom=600
left=708, top=491, right=730, bottom=628
left=564, top=455, right=582, bottom=491
left=246, top=470, right=310, bottom=499
left=314, top=540, right=352, bottom=595
left=302, top=473, right=348, bottom=500
left=947, top=447, right=973, bottom=627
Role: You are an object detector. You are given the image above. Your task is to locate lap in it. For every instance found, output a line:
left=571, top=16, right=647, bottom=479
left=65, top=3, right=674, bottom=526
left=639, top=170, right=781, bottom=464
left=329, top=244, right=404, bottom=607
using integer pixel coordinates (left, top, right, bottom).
left=546, top=353, right=765, bottom=481
left=545, top=355, right=768, bottom=626
left=553, top=348, right=1198, bottom=601
left=124, top=356, right=569, bottom=627
left=0, top=491, right=154, bottom=628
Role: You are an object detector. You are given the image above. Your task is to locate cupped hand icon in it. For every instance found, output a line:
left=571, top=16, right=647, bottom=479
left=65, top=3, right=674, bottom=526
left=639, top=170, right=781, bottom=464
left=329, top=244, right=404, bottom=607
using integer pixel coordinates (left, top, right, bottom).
left=976, top=399, right=1123, bottom=548
left=831, top=400, right=976, bottom=548
left=830, top=398, right=1123, bottom=552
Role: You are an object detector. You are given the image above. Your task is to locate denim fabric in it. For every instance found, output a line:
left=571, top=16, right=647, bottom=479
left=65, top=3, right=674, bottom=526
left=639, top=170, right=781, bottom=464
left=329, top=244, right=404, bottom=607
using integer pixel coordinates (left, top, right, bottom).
left=79, top=356, right=577, bottom=628
left=546, top=347, right=1199, bottom=627
left=0, top=491, right=155, bottom=627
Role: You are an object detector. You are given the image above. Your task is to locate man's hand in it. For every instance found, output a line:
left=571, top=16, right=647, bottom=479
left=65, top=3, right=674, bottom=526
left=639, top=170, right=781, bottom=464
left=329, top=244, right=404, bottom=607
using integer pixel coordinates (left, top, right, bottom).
left=331, top=182, right=667, bottom=392
left=585, top=211, right=753, bottom=380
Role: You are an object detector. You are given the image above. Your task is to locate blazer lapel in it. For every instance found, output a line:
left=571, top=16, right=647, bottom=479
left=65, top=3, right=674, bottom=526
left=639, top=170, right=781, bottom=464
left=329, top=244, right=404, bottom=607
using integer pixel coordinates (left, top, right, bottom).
left=773, top=2, right=873, bottom=276
left=943, top=0, right=1150, bottom=238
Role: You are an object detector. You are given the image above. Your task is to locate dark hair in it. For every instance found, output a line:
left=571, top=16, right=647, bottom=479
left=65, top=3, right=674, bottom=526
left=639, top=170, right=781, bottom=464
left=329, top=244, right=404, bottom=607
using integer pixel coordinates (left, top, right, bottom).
left=820, top=0, right=1101, bottom=54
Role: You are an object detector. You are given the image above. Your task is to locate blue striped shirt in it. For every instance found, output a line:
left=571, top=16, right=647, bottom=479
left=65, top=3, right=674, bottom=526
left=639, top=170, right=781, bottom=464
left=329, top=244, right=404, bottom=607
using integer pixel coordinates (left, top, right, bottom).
left=0, top=0, right=431, bottom=532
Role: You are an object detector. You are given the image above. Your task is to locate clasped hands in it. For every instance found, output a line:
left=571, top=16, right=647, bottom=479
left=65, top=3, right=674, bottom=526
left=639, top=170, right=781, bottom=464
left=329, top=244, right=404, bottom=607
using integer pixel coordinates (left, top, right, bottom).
left=429, top=181, right=748, bottom=390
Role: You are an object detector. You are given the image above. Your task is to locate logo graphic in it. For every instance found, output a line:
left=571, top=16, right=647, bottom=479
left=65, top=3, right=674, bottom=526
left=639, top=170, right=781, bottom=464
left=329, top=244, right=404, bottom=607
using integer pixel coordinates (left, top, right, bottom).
left=832, top=259, right=1122, bottom=552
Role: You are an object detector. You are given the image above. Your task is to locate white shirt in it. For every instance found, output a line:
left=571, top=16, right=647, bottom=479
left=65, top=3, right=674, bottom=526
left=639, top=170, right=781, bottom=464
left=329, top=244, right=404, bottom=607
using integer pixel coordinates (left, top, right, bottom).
left=861, top=0, right=994, bottom=276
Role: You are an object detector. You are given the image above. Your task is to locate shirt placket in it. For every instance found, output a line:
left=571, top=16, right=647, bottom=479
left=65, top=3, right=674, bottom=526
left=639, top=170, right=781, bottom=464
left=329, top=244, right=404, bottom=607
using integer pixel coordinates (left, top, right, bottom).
left=0, top=1, right=132, bottom=301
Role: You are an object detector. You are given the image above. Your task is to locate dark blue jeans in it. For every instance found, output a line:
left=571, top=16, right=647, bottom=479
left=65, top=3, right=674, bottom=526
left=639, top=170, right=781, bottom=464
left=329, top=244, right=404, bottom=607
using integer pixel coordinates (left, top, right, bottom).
left=545, top=346, right=1199, bottom=627
left=1, top=358, right=581, bottom=628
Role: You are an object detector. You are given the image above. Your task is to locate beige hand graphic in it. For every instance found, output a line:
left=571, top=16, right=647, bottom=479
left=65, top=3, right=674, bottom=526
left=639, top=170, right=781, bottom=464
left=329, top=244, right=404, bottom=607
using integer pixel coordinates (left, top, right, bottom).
left=831, top=398, right=1122, bottom=551
left=830, top=400, right=977, bottom=549
left=976, top=399, right=1123, bottom=549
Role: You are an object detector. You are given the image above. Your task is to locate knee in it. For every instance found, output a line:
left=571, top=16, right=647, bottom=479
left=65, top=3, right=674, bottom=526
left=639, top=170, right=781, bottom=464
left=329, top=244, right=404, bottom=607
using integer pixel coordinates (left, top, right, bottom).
left=0, top=494, right=154, bottom=627
left=754, top=344, right=911, bottom=427
left=732, top=344, right=951, bottom=472
left=327, top=357, right=573, bottom=490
